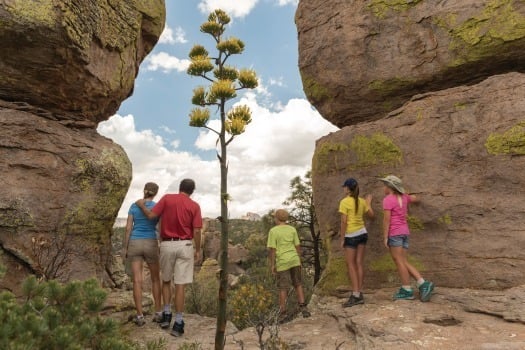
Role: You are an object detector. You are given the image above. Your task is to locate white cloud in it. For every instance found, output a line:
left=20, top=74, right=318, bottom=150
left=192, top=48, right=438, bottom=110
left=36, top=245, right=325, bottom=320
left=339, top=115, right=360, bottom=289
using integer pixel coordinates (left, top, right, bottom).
left=145, top=52, right=190, bottom=73
left=276, top=0, right=298, bottom=6
left=198, top=0, right=258, bottom=18
left=159, top=24, right=188, bottom=45
left=97, top=97, right=337, bottom=219
left=268, top=77, right=285, bottom=87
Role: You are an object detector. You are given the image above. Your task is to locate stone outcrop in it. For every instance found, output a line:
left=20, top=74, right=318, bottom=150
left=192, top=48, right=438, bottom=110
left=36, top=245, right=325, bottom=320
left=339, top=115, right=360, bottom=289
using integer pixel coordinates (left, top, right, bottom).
left=312, top=72, right=525, bottom=291
left=296, top=0, right=525, bottom=127
left=118, top=285, right=525, bottom=349
left=0, top=0, right=164, bottom=124
left=0, top=0, right=165, bottom=290
left=296, top=0, right=525, bottom=294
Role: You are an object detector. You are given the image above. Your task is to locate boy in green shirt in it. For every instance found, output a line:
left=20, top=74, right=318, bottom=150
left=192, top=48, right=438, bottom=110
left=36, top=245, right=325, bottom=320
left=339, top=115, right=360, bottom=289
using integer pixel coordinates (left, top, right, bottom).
left=267, top=209, right=311, bottom=319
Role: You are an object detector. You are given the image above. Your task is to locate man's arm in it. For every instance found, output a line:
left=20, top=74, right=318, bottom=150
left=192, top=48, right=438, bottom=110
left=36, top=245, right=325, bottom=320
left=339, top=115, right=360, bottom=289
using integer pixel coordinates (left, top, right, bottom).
left=135, top=199, right=159, bottom=220
left=193, top=228, right=201, bottom=261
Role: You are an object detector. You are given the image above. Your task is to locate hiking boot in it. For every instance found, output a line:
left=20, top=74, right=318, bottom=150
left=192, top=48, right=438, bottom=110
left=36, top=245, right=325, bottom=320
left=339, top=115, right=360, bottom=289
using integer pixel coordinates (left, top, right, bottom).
left=419, top=281, right=434, bottom=302
left=343, top=294, right=364, bottom=308
left=133, top=315, right=146, bottom=327
left=152, top=312, right=163, bottom=323
left=299, top=304, right=311, bottom=318
left=393, top=287, right=415, bottom=300
left=160, top=312, right=172, bottom=329
left=170, top=320, right=184, bottom=337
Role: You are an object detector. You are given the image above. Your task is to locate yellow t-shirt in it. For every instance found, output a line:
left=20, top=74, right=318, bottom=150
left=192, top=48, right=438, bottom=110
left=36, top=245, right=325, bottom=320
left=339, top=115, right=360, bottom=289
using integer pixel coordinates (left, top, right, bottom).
left=339, top=196, right=369, bottom=234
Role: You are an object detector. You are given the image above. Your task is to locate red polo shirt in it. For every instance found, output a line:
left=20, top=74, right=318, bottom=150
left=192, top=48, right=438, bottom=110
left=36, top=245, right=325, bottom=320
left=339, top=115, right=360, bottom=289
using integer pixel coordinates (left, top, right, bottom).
left=152, top=193, right=202, bottom=240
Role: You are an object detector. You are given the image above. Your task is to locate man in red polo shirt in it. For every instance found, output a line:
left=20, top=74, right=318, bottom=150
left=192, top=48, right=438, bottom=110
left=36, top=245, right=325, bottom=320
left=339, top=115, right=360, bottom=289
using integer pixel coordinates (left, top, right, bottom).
left=136, top=178, right=202, bottom=337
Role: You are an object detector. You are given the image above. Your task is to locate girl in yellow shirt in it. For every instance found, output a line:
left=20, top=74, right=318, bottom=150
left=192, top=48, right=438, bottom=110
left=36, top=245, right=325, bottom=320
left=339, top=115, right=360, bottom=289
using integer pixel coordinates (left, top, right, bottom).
left=339, top=178, right=374, bottom=307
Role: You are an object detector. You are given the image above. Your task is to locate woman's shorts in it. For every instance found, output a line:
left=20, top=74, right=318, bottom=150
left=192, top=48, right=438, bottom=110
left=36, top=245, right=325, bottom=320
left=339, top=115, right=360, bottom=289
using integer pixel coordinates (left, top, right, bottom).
left=343, top=234, right=368, bottom=249
left=127, top=239, right=159, bottom=264
left=388, top=234, right=409, bottom=249
left=276, top=266, right=302, bottom=290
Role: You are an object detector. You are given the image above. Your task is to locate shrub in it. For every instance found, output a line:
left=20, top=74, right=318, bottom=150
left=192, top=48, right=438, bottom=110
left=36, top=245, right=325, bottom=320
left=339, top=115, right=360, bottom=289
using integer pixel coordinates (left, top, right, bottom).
left=0, top=271, right=146, bottom=350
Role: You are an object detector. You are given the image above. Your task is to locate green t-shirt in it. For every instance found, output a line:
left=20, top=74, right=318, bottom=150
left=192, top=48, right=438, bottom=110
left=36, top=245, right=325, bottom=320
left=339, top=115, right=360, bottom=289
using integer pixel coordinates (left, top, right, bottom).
left=267, top=224, right=301, bottom=272
left=339, top=196, right=369, bottom=234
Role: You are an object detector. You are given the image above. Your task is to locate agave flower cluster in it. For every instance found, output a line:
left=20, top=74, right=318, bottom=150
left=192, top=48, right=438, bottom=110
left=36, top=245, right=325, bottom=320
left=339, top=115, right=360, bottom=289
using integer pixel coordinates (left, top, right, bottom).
left=187, top=9, right=258, bottom=139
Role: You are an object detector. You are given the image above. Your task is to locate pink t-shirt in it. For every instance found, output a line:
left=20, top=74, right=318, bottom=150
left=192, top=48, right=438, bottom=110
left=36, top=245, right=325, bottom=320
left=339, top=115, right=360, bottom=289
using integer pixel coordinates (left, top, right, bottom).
left=383, top=194, right=412, bottom=237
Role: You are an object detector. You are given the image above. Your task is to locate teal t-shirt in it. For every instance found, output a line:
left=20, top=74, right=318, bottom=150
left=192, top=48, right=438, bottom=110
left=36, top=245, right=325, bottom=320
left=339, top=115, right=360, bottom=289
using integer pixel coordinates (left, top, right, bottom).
left=267, top=224, right=301, bottom=272
left=128, top=201, right=158, bottom=240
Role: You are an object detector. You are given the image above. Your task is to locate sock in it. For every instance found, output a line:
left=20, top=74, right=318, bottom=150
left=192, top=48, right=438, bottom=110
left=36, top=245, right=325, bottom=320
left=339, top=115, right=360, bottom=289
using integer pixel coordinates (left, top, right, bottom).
left=402, top=285, right=412, bottom=291
left=163, top=304, right=171, bottom=314
left=417, top=278, right=425, bottom=287
left=136, top=314, right=144, bottom=318
left=175, top=312, right=183, bottom=323
left=155, top=311, right=162, bottom=316
left=352, top=292, right=360, bottom=297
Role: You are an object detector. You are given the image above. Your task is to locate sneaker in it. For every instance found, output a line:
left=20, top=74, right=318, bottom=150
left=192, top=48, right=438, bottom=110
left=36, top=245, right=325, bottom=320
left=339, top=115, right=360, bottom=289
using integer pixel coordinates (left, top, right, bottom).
left=133, top=315, right=146, bottom=327
left=393, top=287, right=415, bottom=300
left=343, top=294, right=364, bottom=308
left=170, top=320, right=184, bottom=337
left=160, top=312, right=172, bottom=329
left=299, top=304, right=311, bottom=318
left=419, top=281, right=434, bottom=302
left=152, top=312, right=163, bottom=323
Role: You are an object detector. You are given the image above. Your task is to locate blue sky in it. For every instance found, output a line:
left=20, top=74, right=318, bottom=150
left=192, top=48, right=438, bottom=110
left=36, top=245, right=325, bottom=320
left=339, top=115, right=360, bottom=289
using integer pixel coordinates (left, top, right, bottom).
left=98, top=0, right=337, bottom=218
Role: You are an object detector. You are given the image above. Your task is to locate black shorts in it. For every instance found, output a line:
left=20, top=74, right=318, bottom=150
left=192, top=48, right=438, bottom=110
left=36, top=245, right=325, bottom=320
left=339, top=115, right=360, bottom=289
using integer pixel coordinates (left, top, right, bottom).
left=343, top=234, right=368, bottom=249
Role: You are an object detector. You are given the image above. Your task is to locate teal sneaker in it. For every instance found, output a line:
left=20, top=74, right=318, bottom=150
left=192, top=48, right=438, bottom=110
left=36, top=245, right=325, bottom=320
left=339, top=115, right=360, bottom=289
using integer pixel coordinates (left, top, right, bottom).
left=419, top=281, right=434, bottom=302
left=393, top=287, right=415, bottom=300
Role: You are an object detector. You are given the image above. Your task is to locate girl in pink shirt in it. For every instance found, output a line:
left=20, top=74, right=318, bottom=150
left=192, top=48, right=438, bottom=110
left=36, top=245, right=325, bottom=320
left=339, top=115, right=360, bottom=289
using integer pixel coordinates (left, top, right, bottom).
left=381, top=175, right=434, bottom=302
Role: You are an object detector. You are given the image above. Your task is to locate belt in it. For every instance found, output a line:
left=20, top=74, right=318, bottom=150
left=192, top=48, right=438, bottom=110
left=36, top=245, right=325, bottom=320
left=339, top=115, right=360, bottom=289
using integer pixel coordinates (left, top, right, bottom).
left=161, top=237, right=187, bottom=241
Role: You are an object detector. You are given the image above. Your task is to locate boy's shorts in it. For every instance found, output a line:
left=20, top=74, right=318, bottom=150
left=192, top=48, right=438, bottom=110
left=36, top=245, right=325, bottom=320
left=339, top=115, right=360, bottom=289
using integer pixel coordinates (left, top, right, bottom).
left=160, top=240, right=194, bottom=284
left=388, top=234, right=410, bottom=249
left=127, top=239, right=159, bottom=264
left=343, top=234, right=368, bottom=249
left=276, top=265, right=302, bottom=290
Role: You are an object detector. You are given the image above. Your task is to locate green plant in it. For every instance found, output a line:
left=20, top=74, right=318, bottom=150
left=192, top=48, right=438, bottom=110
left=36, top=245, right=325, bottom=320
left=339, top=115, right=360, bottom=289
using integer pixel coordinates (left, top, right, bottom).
left=186, top=9, right=259, bottom=349
left=0, top=273, right=142, bottom=349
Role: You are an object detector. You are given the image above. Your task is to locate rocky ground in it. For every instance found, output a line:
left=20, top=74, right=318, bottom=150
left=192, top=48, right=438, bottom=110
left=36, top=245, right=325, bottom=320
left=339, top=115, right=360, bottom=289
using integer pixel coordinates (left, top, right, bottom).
left=108, top=285, right=525, bottom=350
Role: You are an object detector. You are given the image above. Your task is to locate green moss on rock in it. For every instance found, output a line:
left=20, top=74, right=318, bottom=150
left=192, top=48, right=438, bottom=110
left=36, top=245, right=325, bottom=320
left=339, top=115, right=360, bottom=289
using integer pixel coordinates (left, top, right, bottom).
left=301, top=74, right=331, bottom=102
left=312, top=142, right=350, bottom=175
left=349, top=133, right=403, bottom=168
left=485, top=121, right=525, bottom=155
left=438, top=214, right=452, bottom=225
left=368, top=77, right=417, bottom=97
left=436, top=0, right=525, bottom=66
left=367, top=0, right=423, bottom=19
left=407, top=215, right=424, bottom=231
left=4, top=0, right=56, bottom=27
left=315, top=255, right=348, bottom=296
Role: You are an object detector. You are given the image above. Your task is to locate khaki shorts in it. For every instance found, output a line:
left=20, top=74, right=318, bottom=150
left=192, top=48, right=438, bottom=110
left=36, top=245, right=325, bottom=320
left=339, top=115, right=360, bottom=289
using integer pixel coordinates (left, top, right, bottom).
left=127, top=239, right=159, bottom=265
left=160, top=240, right=194, bottom=284
left=276, top=265, right=302, bottom=290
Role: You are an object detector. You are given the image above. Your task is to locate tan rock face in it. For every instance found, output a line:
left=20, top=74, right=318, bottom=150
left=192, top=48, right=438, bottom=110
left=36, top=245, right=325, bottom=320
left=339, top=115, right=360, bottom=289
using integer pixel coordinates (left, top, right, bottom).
left=311, top=72, right=525, bottom=292
left=0, top=104, right=131, bottom=288
left=296, top=0, right=525, bottom=127
left=0, top=0, right=165, bottom=123
left=0, top=0, right=164, bottom=289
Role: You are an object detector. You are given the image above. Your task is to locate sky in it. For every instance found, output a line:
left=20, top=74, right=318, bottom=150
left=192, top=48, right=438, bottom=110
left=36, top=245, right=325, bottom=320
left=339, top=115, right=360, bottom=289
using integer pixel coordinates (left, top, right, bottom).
left=97, top=0, right=338, bottom=219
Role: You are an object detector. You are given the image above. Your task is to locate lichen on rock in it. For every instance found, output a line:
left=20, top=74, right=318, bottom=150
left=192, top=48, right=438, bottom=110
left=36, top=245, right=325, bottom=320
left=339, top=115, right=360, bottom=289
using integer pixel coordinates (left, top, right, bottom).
left=485, top=121, right=525, bottom=155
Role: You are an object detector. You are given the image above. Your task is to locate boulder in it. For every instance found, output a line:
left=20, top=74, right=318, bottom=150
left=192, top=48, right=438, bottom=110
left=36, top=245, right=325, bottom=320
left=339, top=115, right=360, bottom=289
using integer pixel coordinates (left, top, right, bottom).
left=0, top=103, right=131, bottom=288
left=311, top=72, right=525, bottom=293
left=0, top=0, right=165, bottom=123
left=296, top=0, right=525, bottom=127
left=0, top=0, right=164, bottom=291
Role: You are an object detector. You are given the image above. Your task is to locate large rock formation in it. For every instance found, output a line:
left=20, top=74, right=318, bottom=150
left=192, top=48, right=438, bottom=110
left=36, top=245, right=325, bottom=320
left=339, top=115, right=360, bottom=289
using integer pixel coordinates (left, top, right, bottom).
left=0, top=0, right=165, bottom=290
left=297, top=0, right=525, bottom=127
left=296, top=0, right=525, bottom=293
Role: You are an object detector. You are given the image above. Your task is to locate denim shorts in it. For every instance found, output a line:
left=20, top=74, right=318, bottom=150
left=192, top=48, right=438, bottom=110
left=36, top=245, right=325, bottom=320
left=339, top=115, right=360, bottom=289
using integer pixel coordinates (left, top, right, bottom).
left=388, top=235, right=409, bottom=249
left=343, top=234, right=368, bottom=249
